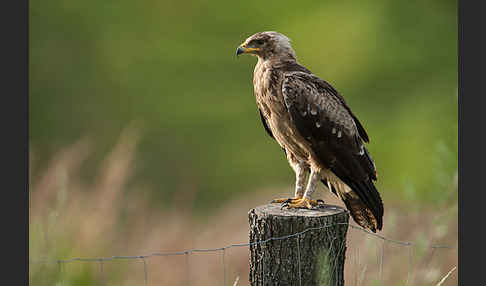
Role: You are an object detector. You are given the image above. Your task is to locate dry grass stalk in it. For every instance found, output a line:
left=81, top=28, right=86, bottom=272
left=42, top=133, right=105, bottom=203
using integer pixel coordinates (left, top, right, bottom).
left=436, top=266, right=457, bottom=286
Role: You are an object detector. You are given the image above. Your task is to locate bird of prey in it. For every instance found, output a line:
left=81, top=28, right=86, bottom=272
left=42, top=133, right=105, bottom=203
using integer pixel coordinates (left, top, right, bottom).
left=236, top=31, right=383, bottom=232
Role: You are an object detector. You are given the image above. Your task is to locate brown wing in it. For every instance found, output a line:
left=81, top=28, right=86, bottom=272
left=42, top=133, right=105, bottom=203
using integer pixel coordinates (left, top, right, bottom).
left=319, top=82, right=370, bottom=143
left=282, top=71, right=383, bottom=231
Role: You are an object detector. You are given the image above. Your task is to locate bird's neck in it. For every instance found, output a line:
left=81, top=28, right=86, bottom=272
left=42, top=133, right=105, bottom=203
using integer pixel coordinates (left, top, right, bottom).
left=257, top=54, right=298, bottom=70
left=258, top=51, right=297, bottom=63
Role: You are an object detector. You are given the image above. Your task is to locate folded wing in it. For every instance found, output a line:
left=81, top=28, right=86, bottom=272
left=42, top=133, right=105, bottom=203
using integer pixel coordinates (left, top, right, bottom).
left=282, top=71, right=383, bottom=231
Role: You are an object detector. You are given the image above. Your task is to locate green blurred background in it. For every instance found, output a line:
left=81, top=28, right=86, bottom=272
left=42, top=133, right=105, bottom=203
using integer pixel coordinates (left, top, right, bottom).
left=30, top=0, right=457, bottom=212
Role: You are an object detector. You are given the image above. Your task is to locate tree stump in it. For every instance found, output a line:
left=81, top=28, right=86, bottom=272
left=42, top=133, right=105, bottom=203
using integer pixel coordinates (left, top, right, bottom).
left=248, top=203, right=349, bottom=286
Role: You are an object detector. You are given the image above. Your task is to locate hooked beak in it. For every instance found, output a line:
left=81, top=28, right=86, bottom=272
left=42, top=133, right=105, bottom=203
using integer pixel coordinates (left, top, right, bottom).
left=236, top=44, right=260, bottom=56
left=236, top=46, right=245, bottom=56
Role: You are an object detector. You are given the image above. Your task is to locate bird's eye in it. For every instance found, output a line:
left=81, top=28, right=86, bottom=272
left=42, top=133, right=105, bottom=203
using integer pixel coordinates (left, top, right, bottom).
left=254, top=39, right=265, bottom=45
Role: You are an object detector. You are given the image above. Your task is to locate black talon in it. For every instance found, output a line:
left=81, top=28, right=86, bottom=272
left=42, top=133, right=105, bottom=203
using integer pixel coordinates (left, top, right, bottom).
left=316, top=199, right=326, bottom=208
left=281, top=198, right=292, bottom=209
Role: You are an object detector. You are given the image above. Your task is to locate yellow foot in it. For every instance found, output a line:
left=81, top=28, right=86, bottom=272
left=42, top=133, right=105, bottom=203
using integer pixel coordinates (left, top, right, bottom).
left=271, top=197, right=324, bottom=209
left=271, top=197, right=301, bottom=203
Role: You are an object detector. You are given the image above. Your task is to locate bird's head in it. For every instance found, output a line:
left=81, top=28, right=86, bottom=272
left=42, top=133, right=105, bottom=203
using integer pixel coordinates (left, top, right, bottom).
left=236, top=31, right=296, bottom=60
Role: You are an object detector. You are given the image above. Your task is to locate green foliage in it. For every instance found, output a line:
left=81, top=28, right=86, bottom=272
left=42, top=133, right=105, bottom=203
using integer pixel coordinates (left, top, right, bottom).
left=30, top=0, right=457, bottom=211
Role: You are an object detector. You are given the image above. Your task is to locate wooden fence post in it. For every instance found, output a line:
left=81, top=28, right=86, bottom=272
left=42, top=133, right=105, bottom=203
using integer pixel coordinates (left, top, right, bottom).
left=248, top=203, right=349, bottom=286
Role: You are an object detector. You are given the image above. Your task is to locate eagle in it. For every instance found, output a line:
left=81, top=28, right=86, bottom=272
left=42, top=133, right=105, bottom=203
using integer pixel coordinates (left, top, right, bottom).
left=236, top=31, right=384, bottom=232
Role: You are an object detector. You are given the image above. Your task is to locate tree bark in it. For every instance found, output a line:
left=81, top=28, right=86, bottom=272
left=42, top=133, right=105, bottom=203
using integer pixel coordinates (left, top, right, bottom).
left=249, top=203, right=349, bottom=286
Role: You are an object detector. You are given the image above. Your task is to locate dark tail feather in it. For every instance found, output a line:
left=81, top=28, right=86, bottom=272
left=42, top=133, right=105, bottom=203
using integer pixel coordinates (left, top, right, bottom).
left=342, top=194, right=381, bottom=232
left=323, top=178, right=384, bottom=232
left=347, top=179, right=383, bottom=231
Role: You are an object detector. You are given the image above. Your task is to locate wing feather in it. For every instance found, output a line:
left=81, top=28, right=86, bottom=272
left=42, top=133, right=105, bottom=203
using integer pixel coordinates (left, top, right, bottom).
left=282, top=71, right=383, bottom=231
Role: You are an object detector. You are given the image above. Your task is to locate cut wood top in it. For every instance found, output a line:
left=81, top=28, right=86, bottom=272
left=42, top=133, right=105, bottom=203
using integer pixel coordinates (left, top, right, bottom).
left=250, top=203, right=347, bottom=218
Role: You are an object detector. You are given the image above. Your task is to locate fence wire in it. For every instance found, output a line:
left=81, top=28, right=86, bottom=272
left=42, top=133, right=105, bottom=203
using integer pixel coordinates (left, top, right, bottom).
left=30, top=222, right=456, bottom=285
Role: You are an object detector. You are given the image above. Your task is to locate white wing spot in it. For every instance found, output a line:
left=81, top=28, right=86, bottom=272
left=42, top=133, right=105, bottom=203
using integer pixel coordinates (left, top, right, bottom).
left=359, top=145, right=365, bottom=155
left=337, top=130, right=342, bottom=138
left=316, top=122, right=321, bottom=128
left=302, top=111, right=307, bottom=116
left=310, top=108, right=317, bottom=115
left=332, top=128, right=337, bottom=134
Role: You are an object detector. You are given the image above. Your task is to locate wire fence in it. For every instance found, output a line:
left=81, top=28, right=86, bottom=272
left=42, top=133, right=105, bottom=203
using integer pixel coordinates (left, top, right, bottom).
left=30, top=222, right=456, bottom=286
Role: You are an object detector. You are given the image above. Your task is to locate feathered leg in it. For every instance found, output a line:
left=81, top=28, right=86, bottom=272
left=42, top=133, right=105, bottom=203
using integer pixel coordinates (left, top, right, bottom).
left=271, top=153, right=308, bottom=203
left=292, top=159, right=308, bottom=198
left=272, top=155, right=324, bottom=209
left=282, top=168, right=324, bottom=209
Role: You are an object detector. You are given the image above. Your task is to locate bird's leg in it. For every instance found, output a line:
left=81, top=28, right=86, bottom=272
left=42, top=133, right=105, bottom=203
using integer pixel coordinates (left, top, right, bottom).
left=292, top=161, right=307, bottom=198
left=281, top=168, right=324, bottom=209
left=271, top=154, right=308, bottom=204
left=271, top=160, right=308, bottom=204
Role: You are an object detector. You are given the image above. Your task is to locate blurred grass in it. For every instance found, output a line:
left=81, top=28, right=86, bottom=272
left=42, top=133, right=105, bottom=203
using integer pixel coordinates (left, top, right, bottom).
left=30, top=0, right=457, bottom=213
left=29, top=132, right=457, bottom=285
